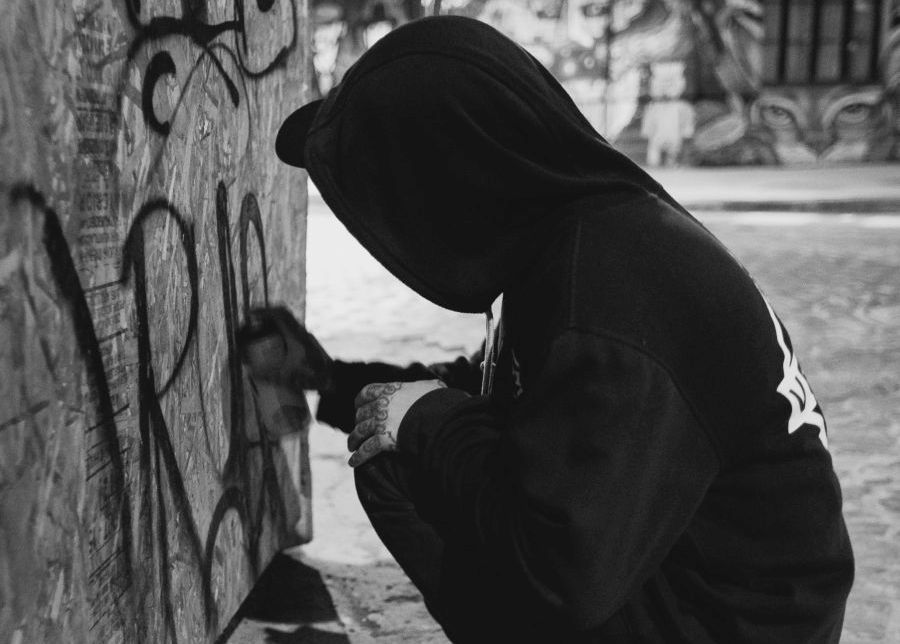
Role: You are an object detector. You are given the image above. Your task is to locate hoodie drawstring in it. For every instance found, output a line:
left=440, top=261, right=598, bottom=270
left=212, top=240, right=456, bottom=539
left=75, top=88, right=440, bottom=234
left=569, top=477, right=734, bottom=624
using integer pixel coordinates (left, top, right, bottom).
left=480, top=308, right=503, bottom=396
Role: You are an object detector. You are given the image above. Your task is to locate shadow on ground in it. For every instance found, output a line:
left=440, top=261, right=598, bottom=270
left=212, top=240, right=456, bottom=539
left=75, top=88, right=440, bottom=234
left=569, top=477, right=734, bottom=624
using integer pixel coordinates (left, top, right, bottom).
left=219, top=553, right=351, bottom=643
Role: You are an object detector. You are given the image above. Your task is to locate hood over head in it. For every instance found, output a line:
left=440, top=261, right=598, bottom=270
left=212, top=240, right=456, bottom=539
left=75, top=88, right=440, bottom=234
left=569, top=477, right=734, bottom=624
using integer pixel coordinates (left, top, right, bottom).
left=290, top=16, right=675, bottom=313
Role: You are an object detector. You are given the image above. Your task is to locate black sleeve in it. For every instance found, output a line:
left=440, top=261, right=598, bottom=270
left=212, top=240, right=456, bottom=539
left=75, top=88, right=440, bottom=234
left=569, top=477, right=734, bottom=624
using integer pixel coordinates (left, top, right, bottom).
left=425, top=350, right=485, bottom=394
left=397, top=329, right=720, bottom=630
left=315, top=350, right=484, bottom=433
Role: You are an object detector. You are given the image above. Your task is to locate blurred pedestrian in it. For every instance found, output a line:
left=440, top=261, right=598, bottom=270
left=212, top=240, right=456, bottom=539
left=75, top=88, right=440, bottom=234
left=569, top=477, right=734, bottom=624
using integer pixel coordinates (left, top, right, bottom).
left=275, top=16, right=853, bottom=643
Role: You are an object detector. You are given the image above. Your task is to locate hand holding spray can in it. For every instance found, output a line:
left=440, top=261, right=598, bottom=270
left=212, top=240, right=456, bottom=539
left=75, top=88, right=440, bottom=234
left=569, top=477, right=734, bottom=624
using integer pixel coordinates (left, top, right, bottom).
left=238, top=306, right=332, bottom=438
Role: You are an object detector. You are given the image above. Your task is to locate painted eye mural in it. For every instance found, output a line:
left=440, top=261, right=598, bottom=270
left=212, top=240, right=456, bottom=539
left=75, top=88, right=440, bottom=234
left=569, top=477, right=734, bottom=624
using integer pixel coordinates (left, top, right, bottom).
left=758, top=102, right=798, bottom=130
left=750, top=92, right=819, bottom=164
left=691, top=0, right=898, bottom=165
left=823, top=89, right=895, bottom=162
left=747, top=86, right=894, bottom=164
left=825, top=91, right=884, bottom=132
left=834, top=102, right=874, bottom=127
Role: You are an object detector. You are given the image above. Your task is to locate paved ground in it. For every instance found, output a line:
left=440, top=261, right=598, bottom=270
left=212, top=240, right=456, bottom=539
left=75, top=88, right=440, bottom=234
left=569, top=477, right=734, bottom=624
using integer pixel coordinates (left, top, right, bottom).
left=650, top=164, right=900, bottom=210
left=233, top=164, right=900, bottom=642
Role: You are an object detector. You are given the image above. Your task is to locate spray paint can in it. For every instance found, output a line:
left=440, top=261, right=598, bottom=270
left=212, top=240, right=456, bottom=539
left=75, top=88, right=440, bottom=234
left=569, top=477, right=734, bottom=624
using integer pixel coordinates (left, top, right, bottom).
left=238, top=309, right=312, bottom=438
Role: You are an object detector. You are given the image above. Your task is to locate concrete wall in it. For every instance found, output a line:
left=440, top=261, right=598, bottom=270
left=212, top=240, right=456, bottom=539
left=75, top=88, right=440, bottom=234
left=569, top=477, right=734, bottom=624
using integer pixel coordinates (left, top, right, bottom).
left=0, top=0, right=311, bottom=641
left=312, top=0, right=900, bottom=166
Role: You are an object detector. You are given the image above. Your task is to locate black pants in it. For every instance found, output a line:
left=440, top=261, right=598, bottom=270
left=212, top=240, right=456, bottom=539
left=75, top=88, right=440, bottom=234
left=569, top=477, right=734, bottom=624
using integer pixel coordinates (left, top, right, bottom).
left=354, top=455, right=611, bottom=643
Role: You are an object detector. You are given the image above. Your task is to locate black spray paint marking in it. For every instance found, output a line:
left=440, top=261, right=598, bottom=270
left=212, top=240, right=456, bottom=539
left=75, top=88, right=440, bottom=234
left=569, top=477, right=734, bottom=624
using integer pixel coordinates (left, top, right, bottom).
left=8, top=0, right=304, bottom=636
left=120, top=199, right=213, bottom=635
left=120, top=199, right=198, bottom=398
left=12, top=182, right=296, bottom=639
left=142, top=52, right=177, bottom=136
left=121, top=0, right=297, bottom=143
left=9, top=182, right=136, bottom=617
left=119, top=181, right=295, bottom=635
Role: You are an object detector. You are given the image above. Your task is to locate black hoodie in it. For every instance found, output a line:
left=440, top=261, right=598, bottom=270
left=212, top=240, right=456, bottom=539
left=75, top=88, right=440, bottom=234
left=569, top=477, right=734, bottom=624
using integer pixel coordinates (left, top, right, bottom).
left=305, top=16, right=854, bottom=643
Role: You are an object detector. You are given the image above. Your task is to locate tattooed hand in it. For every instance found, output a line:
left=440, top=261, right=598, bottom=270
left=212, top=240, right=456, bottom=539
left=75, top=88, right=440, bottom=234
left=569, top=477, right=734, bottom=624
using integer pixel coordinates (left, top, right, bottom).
left=348, top=380, right=446, bottom=467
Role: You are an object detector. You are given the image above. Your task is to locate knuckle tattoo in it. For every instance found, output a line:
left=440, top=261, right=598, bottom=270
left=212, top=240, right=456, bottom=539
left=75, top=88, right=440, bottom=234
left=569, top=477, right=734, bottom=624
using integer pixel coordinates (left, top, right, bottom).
left=356, top=382, right=402, bottom=408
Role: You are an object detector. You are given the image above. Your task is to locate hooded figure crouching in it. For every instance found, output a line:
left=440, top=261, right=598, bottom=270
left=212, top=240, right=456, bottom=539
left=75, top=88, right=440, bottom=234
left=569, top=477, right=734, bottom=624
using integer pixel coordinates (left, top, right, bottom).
left=274, top=16, right=853, bottom=643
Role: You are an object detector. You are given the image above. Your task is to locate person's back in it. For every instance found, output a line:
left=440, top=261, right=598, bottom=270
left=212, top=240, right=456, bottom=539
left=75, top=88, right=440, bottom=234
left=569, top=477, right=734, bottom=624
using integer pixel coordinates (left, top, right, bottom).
left=275, top=16, right=853, bottom=641
left=498, top=191, right=852, bottom=640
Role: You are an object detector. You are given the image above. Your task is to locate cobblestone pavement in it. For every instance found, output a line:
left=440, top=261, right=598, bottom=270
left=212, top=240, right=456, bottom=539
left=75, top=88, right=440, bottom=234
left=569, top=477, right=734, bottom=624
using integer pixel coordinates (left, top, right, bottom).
left=292, top=198, right=900, bottom=643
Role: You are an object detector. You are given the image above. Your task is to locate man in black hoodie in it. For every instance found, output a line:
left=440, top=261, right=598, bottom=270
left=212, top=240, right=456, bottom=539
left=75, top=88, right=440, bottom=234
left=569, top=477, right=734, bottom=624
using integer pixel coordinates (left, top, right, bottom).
left=275, top=16, right=854, bottom=643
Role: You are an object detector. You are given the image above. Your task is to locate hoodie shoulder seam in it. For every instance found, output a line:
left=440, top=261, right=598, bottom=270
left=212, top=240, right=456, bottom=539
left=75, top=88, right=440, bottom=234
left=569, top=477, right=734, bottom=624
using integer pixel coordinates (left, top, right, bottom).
left=561, top=324, right=725, bottom=468
left=562, top=191, right=656, bottom=329
left=567, top=216, right=583, bottom=328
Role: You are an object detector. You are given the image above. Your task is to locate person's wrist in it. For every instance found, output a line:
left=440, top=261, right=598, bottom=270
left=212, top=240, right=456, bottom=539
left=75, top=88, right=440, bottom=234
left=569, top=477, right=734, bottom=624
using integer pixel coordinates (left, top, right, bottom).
left=315, top=362, right=335, bottom=396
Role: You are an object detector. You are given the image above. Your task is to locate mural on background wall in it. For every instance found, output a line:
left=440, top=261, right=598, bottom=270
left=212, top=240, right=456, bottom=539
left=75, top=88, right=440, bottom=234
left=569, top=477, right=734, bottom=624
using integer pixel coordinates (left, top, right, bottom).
left=641, top=60, right=695, bottom=166
left=743, top=85, right=895, bottom=164
left=1, top=0, right=310, bottom=642
left=690, top=0, right=899, bottom=165
left=890, top=1, right=900, bottom=157
left=311, top=0, right=900, bottom=165
left=311, top=0, right=406, bottom=96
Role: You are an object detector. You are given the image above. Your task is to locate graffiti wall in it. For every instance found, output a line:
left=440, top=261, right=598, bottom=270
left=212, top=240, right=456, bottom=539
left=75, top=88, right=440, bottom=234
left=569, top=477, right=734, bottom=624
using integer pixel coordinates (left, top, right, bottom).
left=0, top=0, right=311, bottom=642
left=312, top=0, right=900, bottom=165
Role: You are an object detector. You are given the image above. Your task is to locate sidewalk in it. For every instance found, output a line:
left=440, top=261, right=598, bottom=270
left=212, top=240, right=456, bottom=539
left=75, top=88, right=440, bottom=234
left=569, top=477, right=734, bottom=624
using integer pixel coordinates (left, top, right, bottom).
left=650, top=164, right=900, bottom=212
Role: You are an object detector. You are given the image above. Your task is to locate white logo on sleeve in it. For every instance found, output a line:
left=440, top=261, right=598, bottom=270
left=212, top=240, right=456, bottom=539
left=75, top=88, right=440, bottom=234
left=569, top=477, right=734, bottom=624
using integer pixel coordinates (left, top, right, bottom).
left=765, top=300, right=828, bottom=449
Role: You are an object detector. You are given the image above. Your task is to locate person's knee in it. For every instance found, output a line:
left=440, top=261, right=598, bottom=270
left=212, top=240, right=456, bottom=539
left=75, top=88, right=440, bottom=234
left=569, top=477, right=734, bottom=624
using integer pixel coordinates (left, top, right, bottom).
left=353, top=459, right=384, bottom=510
left=354, top=455, right=410, bottom=513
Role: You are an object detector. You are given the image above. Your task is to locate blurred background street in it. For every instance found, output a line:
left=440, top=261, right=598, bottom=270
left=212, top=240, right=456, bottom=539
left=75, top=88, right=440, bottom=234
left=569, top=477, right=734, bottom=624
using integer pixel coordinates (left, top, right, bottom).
left=224, top=164, right=900, bottom=643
